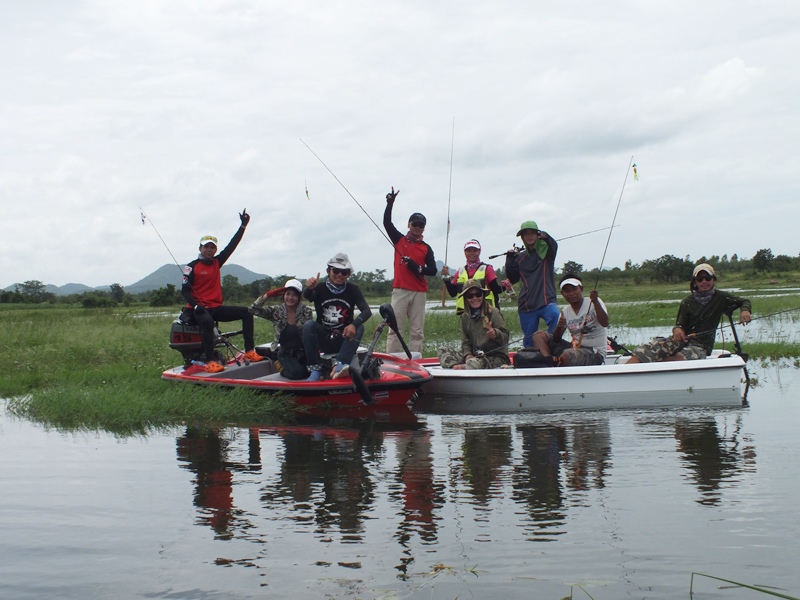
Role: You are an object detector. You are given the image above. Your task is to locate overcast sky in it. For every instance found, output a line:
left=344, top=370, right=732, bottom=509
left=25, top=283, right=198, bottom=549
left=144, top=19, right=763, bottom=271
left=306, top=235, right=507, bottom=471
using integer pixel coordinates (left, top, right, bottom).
left=3, top=0, right=798, bottom=289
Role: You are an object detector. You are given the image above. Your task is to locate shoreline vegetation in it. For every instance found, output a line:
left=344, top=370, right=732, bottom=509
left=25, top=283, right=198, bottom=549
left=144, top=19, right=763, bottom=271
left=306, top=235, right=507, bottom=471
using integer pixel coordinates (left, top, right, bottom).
left=3, top=277, right=799, bottom=433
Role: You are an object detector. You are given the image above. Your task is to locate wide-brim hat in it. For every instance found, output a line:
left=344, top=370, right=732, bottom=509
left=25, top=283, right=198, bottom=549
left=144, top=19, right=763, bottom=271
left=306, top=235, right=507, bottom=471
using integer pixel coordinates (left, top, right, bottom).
left=458, top=278, right=490, bottom=298
left=516, top=221, right=539, bottom=237
left=327, top=252, right=353, bottom=271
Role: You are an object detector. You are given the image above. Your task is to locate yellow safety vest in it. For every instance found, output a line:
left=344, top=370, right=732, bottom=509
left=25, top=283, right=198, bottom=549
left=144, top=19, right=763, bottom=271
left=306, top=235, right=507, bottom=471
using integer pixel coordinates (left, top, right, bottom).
left=455, top=264, right=496, bottom=314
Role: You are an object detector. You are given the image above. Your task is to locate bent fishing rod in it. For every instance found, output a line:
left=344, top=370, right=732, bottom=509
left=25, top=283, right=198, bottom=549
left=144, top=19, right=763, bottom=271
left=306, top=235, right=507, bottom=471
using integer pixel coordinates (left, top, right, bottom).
left=300, top=138, right=395, bottom=249
left=300, top=139, right=429, bottom=278
left=594, top=156, right=633, bottom=289
left=442, top=118, right=455, bottom=307
left=486, top=225, right=619, bottom=259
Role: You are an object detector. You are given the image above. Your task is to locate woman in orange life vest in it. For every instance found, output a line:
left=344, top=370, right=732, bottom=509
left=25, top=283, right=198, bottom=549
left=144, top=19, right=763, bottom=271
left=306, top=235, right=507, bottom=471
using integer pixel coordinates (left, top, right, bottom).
left=441, top=239, right=503, bottom=314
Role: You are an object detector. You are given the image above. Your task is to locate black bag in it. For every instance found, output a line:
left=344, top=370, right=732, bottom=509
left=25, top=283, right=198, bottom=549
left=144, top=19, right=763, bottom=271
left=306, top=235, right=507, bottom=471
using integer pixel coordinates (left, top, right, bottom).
left=513, top=349, right=557, bottom=369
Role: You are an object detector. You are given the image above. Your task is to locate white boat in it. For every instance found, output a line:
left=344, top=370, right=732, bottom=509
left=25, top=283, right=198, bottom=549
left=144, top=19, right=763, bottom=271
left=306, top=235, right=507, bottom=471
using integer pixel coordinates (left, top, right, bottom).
left=414, top=351, right=748, bottom=413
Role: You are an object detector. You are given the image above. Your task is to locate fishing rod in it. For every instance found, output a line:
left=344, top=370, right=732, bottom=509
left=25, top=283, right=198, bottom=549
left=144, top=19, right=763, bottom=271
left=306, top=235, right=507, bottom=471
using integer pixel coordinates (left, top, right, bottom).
left=442, top=118, right=455, bottom=308
left=487, top=226, right=619, bottom=259
left=300, top=138, right=395, bottom=249
left=594, top=156, right=634, bottom=289
left=140, top=207, right=188, bottom=280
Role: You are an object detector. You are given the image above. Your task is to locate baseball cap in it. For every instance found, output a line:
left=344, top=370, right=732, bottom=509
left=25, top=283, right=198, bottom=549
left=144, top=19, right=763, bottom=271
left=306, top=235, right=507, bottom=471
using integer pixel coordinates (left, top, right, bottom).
left=692, top=263, right=716, bottom=278
left=464, top=239, right=481, bottom=250
left=199, top=235, right=218, bottom=247
left=327, top=252, right=353, bottom=271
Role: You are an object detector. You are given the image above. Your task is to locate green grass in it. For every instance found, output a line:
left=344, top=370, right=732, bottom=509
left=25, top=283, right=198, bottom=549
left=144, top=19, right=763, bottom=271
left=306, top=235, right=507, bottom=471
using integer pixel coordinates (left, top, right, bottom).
left=3, top=281, right=799, bottom=433
left=1, top=307, right=290, bottom=433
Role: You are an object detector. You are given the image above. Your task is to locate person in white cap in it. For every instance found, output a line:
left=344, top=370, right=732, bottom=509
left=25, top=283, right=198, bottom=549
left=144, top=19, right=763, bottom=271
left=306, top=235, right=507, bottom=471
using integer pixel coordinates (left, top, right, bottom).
left=181, top=209, right=263, bottom=373
left=627, top=263, right=752, bottom=363
left=441, top=239, right=503, bottom=314
left=301, top=253, right=373, bottom=381
left=249, top=279, right=314, bottom=379
left=531, top=274, right=609, bottom=366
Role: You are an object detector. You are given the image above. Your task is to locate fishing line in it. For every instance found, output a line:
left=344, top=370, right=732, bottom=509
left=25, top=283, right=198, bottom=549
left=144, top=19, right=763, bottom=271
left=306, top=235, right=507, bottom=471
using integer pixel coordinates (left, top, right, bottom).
left=595, top=156, right=634, bottom=289
left=140, top=208, right=186, bottom=278
left=299, top=138, right=395, bottom=248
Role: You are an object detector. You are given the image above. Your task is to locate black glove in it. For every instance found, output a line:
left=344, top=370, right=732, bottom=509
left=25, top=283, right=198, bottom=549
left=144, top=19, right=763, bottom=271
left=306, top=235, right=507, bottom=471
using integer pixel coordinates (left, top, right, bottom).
left=403, top=256, right=422, bottom=275
left=239, top=208, right=250, bottom=228
left=386, top=187, right=399, bottom=204
left=194, top=305, right=205, bottom=315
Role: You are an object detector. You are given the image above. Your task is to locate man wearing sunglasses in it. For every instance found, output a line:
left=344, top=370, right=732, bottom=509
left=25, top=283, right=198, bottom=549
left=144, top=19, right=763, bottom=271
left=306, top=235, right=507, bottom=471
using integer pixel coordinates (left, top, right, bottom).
left=627, top=263, right=752, bottom=363
left=383, top=187, right=438, bottom=355
left=301, top=253, right=372, bottom=381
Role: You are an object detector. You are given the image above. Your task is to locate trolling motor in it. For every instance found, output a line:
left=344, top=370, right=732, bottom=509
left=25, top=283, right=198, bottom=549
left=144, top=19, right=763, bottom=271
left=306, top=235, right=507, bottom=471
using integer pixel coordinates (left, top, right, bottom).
left=348, top=303, right=413, bottom=405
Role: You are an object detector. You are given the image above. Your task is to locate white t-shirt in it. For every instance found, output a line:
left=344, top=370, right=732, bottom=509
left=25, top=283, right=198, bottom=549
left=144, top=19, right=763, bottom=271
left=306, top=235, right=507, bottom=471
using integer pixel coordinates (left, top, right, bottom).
left=562, top=298, right=608, bottom=353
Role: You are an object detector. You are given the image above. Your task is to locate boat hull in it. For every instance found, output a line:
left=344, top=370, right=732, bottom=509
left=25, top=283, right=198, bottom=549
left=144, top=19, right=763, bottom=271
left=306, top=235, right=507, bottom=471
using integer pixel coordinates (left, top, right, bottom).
left=162, top=352, right=432, bottom=419
left=414, top=353, right=747, bottom=413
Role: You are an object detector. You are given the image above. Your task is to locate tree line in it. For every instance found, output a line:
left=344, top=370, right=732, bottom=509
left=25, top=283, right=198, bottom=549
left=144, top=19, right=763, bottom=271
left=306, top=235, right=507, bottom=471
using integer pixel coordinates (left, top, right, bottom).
left=2, top=248, right=796, bottom=307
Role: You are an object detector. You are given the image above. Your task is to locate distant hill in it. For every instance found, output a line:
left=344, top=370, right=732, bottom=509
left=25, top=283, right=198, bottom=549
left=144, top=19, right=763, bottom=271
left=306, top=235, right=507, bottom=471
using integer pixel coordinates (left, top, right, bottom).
left=124, top=263, right=269, bottom=295
left=4, top=264, right=269, bottom=297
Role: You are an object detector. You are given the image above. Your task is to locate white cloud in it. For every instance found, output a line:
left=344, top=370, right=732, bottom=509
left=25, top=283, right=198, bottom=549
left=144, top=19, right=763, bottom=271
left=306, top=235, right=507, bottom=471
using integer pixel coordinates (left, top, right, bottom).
left=1, top=0, right=799, bottom=289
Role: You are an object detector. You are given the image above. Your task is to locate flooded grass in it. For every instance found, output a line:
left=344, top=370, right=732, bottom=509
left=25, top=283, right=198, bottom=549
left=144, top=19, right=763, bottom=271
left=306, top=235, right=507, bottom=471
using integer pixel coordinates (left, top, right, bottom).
left=1, top=307, right=289, bottom=432
left=3, top=285, right=799, bottom=432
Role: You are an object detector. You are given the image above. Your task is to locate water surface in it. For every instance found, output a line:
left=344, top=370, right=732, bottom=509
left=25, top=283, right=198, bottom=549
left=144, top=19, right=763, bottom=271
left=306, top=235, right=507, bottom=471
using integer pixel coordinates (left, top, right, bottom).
left=1, top=361, right=798, bottom=599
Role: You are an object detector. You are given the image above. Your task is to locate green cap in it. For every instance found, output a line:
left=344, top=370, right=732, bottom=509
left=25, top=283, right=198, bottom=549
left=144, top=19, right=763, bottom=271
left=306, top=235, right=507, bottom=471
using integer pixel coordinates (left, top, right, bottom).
left=516, top=221, right=539, bottom=237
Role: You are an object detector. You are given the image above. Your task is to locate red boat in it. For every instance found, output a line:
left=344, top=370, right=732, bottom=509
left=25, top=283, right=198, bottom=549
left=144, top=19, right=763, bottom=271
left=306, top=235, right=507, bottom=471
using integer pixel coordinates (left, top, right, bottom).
left=162, top=304, right=432, bottom=420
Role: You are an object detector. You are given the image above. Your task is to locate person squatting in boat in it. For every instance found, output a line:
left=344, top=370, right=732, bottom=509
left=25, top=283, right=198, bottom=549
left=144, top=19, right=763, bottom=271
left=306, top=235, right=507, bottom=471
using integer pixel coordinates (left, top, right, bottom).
left=438, top=279, right=510, bottom=370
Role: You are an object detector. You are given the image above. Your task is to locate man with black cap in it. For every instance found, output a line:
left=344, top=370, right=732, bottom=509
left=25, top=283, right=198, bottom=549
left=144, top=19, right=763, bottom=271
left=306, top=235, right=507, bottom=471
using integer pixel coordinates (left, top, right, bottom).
left=505, top=220, right=560, bottom=348
left=627, top=263, right=752, bottom=363
left=181, top=209, right=263, bottom=373
left=383, top=187, right=437, bottom=355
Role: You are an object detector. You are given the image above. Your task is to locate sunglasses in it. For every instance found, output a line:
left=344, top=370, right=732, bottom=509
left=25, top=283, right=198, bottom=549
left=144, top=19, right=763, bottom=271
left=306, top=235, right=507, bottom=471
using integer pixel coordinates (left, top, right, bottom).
left=695, top=275, right=714, bottom=282
left=464, top=291, right=484, bottom=299
left=330, top=267, right=351, bottom=276
left=410, top=221, right=426, bottom=228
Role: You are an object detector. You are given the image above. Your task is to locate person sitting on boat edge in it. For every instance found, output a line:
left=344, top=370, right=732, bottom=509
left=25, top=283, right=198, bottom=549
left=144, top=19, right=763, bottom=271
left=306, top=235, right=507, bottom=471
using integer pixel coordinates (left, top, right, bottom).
left=441, top=238, right=503, bottom=314
left=249, top=278, right=314, bottom=380
left=627, top=263, right=752, bottom=364
left=180, top=209, right=263, bottom=373
left=302, top=253, right=373, bottom=381
left=383, top=187, right=438, bottom=355
left=531, top=274, right=609, bottom=366
left=505, top=220, right=560, bottom=348
left=438, top=279, right=510, bottom=370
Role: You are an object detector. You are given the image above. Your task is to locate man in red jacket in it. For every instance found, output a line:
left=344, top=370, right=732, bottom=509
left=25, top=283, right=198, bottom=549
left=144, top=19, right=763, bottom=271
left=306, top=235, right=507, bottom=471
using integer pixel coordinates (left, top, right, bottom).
left=181, top=209, right=263, bottom=373
left=383, top=187, right=437, bottom=355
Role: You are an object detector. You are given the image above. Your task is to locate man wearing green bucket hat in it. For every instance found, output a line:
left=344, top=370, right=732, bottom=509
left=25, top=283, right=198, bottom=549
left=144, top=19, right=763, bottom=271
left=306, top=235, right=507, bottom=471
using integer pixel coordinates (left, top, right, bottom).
left=505, top=220, right=559, bottom=348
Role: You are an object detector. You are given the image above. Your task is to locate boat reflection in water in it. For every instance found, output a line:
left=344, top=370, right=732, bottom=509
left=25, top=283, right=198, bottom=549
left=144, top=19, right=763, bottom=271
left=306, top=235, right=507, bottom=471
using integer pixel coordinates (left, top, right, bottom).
left=174, top=407, right=754, bottom=584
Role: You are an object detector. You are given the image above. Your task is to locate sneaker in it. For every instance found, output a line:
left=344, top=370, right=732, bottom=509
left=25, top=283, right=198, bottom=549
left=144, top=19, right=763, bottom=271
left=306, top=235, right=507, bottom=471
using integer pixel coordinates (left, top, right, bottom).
left=331, top=363, right=350, bottom=380
left=306, top=370, right=323, bottom=382
left=242, top=350, right=264, bottom=363
left=204, top=361, right=225, bottom=373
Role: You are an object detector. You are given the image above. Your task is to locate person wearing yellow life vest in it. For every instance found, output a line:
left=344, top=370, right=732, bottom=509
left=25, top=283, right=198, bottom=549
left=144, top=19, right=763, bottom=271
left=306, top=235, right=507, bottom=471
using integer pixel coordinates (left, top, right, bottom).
left=441, top=239, right=502, bottom=314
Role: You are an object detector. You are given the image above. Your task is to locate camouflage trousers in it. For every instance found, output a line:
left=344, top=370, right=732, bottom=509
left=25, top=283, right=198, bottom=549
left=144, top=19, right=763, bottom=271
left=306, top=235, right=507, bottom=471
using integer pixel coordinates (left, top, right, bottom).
left=438, top=347, right=509, bottom=370
left=630, top=336, right=707, bottom=363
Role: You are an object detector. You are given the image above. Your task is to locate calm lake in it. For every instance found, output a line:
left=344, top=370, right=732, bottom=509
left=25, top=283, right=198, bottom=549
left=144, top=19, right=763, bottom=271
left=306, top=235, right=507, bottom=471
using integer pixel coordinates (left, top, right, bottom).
left=1, top=361, right=798, bottom=600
